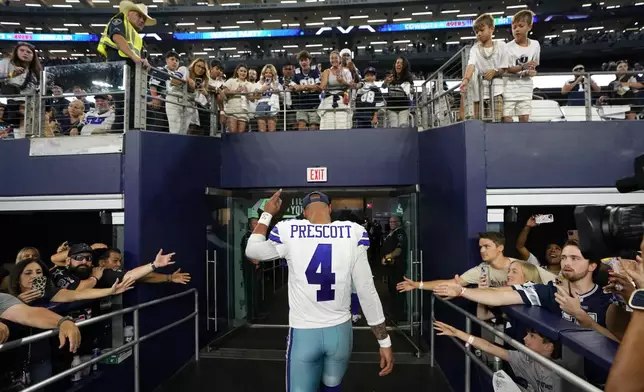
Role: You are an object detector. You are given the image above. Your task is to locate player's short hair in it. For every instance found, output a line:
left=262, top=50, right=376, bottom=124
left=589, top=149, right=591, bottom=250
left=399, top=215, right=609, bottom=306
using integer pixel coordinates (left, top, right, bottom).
left=512, top=10, right=535, bottom=26
left=473, top=13, right=495, bottom=31
left=478, top=232, right=505, bottom=247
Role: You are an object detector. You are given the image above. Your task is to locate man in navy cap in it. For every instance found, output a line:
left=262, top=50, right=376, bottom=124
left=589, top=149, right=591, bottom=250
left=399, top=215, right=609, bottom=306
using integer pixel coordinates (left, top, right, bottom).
left=246, top=190, right=394, bottom=391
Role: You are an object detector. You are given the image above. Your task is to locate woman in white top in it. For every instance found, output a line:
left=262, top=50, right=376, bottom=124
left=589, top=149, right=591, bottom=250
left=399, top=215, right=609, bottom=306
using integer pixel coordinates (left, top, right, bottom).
left=223, top=64, right=254, bottom=133
left=319, top=51, right=353, bottom=130
left=0, top=42, right=41, bottom=130
left=253, top=64, right=282, bottom=132
left=382, top=57, right=413, bottom=128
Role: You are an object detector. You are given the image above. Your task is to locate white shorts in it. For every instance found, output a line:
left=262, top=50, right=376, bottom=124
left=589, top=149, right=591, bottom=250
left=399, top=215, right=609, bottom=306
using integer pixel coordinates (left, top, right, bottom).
left=503, top=99, right=532, bottom=117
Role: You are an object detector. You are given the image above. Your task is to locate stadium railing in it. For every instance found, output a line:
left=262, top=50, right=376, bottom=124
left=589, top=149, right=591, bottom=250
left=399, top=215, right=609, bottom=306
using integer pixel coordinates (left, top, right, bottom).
left=0, top=289, right=199, bottom=392
left=420, top=69, right=644, bottom=127
left=430, top=294, right=605, bottom=392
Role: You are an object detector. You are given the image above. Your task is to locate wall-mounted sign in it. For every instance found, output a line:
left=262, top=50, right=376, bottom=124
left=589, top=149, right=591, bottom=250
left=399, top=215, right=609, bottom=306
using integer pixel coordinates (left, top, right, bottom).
left=174, top=29, right=303, bottom=41
left=307, top=167, right=328, bottom=183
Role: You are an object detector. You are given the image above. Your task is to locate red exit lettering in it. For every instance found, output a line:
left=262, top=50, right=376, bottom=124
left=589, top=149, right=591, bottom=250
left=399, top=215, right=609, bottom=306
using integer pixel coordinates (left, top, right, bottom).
left=307, top=167, right=327, bottom=182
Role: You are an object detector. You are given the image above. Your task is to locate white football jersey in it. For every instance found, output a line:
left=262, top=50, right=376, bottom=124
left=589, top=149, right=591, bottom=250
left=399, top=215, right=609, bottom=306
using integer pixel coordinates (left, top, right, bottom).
left=267, top=219, right=382, bottom=329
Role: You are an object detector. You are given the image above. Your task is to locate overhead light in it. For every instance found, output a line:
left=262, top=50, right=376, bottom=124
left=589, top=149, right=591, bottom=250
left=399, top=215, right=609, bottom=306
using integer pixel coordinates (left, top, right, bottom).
left=153, top=0, right=164, bottom=2
left=544, top=34, right=559, bottom=38
left=305, top=0, right=317, bottom=2
left=367, top=19, right=387, bottom=23
left=393, top=39, right=410, bottom=43
left=237, top=20, right=254, bottom=24
left=66, top=0, right=80, bottom=2
left=52, top=28, right=69, bottom=31
left=280, top=0, right=297, bottom=3
left=357, top=45, right=365, bottom=49
left=92, top=0, right=110, bottom=2
left=197, top=26, right=215, bottom=30
left=393, top=17, right=411, bottom=22
left=0, top=22, right=20, bottom=25
left=203, top=48, right=214, bottom=51
left=64, top=23, right=82, bottom=27
left=446, top=41, right=460, bottom=45
left=305, top=43, right=323, bottom=47
left=582, top=3, right=591, bottom=6
left=220, top=47, right=237, bottom=51
left=323, top=16, right=341, bottom=20
left=635, top=2, right=644, bottom=5
left=193, top=52, right=207, bottom=55
left=71, top=53, right=84, bottom=57
left=606, top=5, right=620, bottom=8
left=287, top=23, right=300, bottom=26
left=24, top=3, right=42, bottom=6
left=197, top=1, right=208, bottom=4
left=91, top=24, right=108, bottom=27
left=52, top=4, right=73, bottom=7
left=221, top=25, right=240, bottom=29
left=309, top=52, right=322, bottom=55
left=306, top=22, right=324, bottom=26
left=149, top=53, right=162, bottom=56
left=49, top=50, right=67, bottom=53
left=25, top=27, right=43, bottom=30
left=488, top=11, right=505, bottom=15
left=370, top=41, right=387, bottom=45
left=75, top=32, right=89, bottom=35
left=460, top=36, right=477, bottom=40
left=562, top=29, right=576, bottom=33
left=148, top=5, right=157, bottom=7
left=263, top=19, right=281, bottom=23
left=283, top=45, right=299, bottom=48
left=506, top=4, right=527, bottom=9
left=349, top=15, right=369, bottom=19
left=411, top=11, right=432, bottom=16
left=221, top=2, right=240, bottom=5
left=587, top=26, right=604, bottom=30
left=457, top=13, right=477, bottom=17
left=441, top=10, right=460, bottom=14
left=176, top=22, right=195, bottom=26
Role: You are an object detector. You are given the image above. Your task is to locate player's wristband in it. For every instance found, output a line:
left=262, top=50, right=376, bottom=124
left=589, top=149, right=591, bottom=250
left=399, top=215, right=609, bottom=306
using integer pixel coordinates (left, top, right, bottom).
left=459, top=287, right=467, bottom=297
left=418, top=281, right=424, bottom=290
left=258, top=212, right=273, bottom=227
left=378, top=336, right=392, bottom=348
left=465, top=335, right=475, bottom=348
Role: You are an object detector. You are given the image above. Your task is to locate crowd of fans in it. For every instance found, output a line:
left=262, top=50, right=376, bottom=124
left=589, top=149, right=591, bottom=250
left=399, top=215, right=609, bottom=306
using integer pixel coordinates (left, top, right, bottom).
left=0, top=242, right=190, bottom=390
left=395, top=213, right=644, bottom=391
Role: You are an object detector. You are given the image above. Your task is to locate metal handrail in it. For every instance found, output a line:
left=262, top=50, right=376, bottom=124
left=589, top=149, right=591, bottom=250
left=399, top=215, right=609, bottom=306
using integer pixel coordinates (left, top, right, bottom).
left=0, top=288, right=199, bottom=392
left=422, top=46, right=470, bottom=86
left=430, top=294, right=603, bottom=392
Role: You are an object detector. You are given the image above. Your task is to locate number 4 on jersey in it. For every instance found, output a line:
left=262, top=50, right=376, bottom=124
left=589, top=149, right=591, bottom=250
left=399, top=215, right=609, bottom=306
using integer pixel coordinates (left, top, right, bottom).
left=305, top=244, right=335, bottom=302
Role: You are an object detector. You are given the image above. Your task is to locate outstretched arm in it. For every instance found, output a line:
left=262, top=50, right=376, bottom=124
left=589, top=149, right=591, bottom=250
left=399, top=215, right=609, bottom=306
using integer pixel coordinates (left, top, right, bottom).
left=434, top=277, right=524, bottom=307
left=434, top=321, right=509, bottom=361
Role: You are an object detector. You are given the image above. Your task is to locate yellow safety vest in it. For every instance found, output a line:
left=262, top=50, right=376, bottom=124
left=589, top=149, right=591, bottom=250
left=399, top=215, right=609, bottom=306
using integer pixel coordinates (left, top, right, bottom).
left=97, top=13, right=143, bottom=59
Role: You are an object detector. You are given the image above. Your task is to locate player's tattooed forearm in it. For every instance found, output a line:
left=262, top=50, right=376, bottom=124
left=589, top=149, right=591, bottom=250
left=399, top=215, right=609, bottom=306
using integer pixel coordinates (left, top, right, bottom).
left=371, top=322, right=388, bottom=340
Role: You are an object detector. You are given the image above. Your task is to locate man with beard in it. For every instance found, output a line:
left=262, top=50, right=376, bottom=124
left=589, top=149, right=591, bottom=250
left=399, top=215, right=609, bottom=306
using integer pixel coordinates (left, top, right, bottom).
left=433, top=239, right=617, bottom=341
left=516, top=215, right=562, bottom=274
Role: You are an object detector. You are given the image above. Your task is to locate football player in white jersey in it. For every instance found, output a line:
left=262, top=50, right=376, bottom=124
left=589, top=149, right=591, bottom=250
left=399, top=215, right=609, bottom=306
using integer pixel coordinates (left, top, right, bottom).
left=246, top=190, right=394, bottom=392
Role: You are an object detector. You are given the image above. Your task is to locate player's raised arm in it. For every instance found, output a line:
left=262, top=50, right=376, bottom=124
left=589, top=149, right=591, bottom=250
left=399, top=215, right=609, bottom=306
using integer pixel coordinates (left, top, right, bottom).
left=351, top=230, right=394, bottom=377
left=245, top=190, right=286, bottom=261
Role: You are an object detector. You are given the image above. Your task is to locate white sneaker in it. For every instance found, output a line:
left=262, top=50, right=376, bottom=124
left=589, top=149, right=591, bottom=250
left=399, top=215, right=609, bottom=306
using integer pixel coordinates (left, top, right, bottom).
left=352, top=314, right=362, bottom=323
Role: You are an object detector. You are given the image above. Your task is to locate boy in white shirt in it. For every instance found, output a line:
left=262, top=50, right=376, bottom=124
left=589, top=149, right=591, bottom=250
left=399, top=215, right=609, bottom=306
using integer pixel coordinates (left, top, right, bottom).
left=460, top=13, right=509, bottom=122
left=503, top=10, right=540, bottom=122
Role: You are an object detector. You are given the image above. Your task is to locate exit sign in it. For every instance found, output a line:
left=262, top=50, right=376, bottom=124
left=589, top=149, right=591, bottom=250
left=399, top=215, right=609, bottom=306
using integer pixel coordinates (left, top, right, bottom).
left=307, top=167, right=327, bottom=183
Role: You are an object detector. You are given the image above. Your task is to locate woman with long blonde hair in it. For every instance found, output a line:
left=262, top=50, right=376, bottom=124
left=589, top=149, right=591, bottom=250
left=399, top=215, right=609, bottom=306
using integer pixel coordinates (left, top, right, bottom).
left=252, top=64, right=282, bottom=132
left=318, top=51, right=353, bottom=130
left=187, top=58, right=211, bottom=134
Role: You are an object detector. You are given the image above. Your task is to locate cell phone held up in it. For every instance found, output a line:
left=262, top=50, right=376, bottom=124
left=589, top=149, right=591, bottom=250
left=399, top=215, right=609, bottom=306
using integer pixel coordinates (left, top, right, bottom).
left=31, top=276, right=47, bottom=297
left=535, top=214, right=554, bottom=225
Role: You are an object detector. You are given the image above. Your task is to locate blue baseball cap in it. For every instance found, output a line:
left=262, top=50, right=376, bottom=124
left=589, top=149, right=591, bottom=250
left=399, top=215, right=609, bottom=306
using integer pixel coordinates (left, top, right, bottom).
left=364, top=66, right=377, bottom=76
left=302, top=192, right=330, bottom=209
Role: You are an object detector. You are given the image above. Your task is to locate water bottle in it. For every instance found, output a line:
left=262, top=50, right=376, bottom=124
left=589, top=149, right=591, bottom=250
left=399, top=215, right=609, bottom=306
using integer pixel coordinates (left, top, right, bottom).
left=71, top=355, right=82, bottom=382
left=124, top=326, right=134, bottom=344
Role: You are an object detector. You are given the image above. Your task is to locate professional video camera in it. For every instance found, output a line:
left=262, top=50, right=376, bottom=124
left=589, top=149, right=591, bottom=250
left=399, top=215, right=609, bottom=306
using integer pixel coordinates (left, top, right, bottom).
left=575, top=154, right=644, bottom=260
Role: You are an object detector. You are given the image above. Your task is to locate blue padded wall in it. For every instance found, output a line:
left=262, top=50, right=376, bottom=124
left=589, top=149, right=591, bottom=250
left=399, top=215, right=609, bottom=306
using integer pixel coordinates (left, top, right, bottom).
left=220, top=128, right=418, bottom=188
left=0, top=139, right=122, bottom=196
left=123, top=131, right=222, bottom=392
left=485, top=122, right=644, bottom=188
left=418, top=122, right=488, bottom=392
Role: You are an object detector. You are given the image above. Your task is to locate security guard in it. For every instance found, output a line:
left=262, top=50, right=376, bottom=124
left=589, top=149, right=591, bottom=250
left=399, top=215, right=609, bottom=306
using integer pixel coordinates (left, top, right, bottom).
left=97, top=1, right=154, bottom=131
left=381, top=215, right=407, bottom=322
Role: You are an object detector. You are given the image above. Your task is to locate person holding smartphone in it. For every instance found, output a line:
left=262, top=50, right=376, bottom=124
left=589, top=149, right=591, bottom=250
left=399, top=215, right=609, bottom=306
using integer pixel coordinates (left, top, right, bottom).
left=252, top=64, right=281, bottom=132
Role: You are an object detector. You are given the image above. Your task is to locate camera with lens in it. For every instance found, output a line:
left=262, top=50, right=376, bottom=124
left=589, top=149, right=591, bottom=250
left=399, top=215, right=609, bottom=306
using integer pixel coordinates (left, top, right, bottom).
left=575, top=154, right=644, bottom=260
